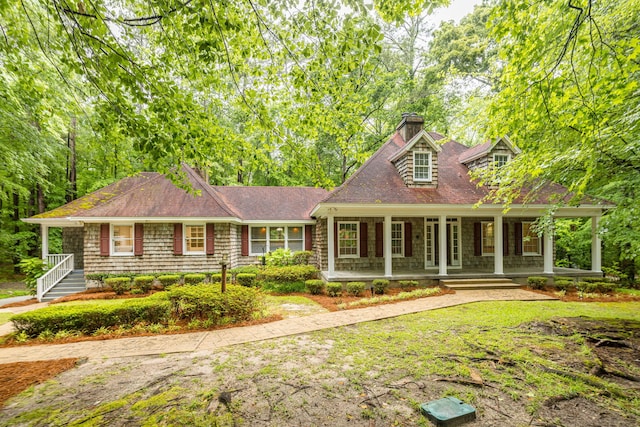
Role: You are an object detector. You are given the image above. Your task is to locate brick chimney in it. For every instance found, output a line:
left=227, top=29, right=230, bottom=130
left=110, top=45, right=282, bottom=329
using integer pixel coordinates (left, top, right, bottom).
left=396, top=112, right=424, bottom=142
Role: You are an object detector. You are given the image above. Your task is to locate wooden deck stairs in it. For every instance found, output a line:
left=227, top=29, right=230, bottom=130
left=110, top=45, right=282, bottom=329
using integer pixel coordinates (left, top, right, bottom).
left=440, top=278, right=520, bottom=290
left=41, top=270, right=86, bottom=302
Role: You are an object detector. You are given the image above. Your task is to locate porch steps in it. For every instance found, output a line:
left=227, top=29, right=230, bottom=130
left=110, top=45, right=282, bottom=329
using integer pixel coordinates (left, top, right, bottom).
left=42, top=270, right=86, bottom=302
left=440, top=278, right=520, bottom=290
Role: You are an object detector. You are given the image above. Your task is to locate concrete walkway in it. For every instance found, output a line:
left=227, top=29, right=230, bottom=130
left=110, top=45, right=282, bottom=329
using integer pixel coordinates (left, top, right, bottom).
left=0, top=289, right=555, bottom=364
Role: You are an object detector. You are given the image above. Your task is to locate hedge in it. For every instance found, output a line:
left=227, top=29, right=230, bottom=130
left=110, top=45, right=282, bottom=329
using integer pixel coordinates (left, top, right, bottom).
left=346, top=282, right=366, bottom=297
left=236, top=273, right=257, bottom=287
left=11, top=297, right=171, bottom=337
left=326, top=282, right=343, bottom=297
left=157, top=274, right=181, bottom=287
left=258, top=265, right=318, bottom=282
left=372, top=279, right=389, bottom=295
left=398, top=280, right=419, bottom=290
left=554, top=280, right=575, bottom=291
left=527, top=276, right=548, bottom=290
left=184, top=273, right=206, bottom=285
left=167, top=284, right=263, bottom=323
left=105, top=277, right=131, bottom=295
left=577, top=281, right=616, bottom=294
left=305, top=279, right=325, bottom=295
left=133, top=276, right=155, bottom=293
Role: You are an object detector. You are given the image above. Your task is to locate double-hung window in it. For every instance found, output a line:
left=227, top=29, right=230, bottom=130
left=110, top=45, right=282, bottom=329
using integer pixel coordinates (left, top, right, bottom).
left=493, top=154, right=510, bottom=168
left=522, top=222, right=541, bottom=255
left=249, top=225, right=305, bottom=255
left=481, top=221, right=495, bottom=255
left=338, top=222, right=359, bottom=258
left=413, top=152, right=432, bottom=182
left=112, top=224, right=134, bottom=255
left=185, top=224, right=205, bottom=254
left=391, top=222, right=404, bottom=257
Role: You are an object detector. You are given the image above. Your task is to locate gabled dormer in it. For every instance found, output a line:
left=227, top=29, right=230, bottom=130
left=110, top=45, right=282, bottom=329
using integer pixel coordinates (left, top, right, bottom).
left=389, top=114, right=442, bottom=189
left=458, top=136, right=521, bottom=171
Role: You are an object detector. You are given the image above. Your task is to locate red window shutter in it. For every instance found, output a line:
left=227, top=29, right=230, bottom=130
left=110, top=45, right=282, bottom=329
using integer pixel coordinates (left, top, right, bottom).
left=359, top=222, right=368, bottom=258
left=206, top=223, right=215, bottom=255
left=134, top=223, right=144, bottom=256
left=241, top=225, right=249, bottom=256
left=540, top=233, right=544, bottom=255
left=503, top=222, right=509, bottom=256
left=304, top=225, right=313, bottom=251
left=473, top=222, right=482, bottom=256
left=100, top=223, right=110, bottom=256
left=375, top=222, right=383, bottom=257
left=514, top=222, right=523, bottom=256
left=173, top=223, right=183, bottom=255
left=404, top=222, right=412, bottom=257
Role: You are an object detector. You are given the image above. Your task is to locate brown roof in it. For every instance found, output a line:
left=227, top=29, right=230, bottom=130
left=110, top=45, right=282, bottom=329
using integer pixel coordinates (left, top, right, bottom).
left=321, top=132, right=576, bottom=205
left=214, top=186, right=329, bottom=221
left=458, top=141, right=491, bottom=163
left=32, top=166, right=328, bottom=221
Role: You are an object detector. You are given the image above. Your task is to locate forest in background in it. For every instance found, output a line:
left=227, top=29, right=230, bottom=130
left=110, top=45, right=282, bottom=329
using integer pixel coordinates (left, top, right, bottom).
left=1, top=0, right=638, bottom=279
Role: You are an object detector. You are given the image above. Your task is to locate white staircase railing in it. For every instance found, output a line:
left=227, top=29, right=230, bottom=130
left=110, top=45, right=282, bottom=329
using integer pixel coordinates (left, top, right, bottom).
left=37, top=254, right=74, bottom=302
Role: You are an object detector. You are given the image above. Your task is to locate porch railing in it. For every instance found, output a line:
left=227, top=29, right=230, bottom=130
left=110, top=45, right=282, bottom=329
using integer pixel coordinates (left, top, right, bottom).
left=37, top=254, right=74, bottom=302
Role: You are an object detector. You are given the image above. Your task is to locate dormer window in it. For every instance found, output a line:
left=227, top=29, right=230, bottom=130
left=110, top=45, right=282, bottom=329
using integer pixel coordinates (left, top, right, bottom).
left=493, top=154, right=510, bottom=168
left=413, top=152, right=432, bottom=182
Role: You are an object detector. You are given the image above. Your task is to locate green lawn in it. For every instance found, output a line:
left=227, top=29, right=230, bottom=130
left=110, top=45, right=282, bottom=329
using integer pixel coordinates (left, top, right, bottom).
left=0, top=290, right=30, bottom=300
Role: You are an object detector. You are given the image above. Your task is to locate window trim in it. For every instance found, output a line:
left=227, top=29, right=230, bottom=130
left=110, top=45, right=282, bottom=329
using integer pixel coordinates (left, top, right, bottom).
left=522, top=221, right=541, bottom=256
left=413, top=151, right=433, bottom=182
left=391, top=221, right=404, bottom=258
left=481, top=221, right=495, bottom=256
left=183, top=223, right=206, bottom=255
left=493, top=153, right=511, bottom=168
left=337, top=221, right=360, bottom=259
left=249, top=224, right=305, bottom=256
left=110, top=223, right=134, bottom=256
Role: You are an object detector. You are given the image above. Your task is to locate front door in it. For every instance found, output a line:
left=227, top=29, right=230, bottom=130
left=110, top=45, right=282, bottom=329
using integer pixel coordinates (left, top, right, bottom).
left=424, top=218, right=461, bottom=268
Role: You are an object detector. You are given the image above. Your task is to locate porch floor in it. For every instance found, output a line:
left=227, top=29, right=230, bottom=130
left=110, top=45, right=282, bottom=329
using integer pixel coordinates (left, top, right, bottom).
left=322, top=267, right=599, bottom=282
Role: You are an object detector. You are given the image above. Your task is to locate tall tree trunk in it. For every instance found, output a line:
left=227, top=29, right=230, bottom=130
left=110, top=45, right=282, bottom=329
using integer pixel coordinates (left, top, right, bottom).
left=37, top=183, right=45, bottom=214
left=237, top=158, right=243, bottom=184
left=66, top=116, right=77, bottom=202
left=12, top=191, right=20, bottom=272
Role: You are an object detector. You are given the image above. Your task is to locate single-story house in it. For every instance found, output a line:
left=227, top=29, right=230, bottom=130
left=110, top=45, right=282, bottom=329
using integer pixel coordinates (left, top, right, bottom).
left=25, top=113, right=608, bottom=300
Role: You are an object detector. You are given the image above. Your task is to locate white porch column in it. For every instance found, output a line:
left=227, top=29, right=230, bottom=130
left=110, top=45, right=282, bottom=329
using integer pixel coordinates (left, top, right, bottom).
left=494, top=215, right=504, bottom=275
left=543, top=225, right=554, bottom=274
left=438, top=215, right=447, bottom=276
left=327, top=215, right=335, bottom=278
left=41, top=224, right=49, bottom=261
left=384, top=215, right=392, bottom=277
left=591, top=216, right=602, bottom=273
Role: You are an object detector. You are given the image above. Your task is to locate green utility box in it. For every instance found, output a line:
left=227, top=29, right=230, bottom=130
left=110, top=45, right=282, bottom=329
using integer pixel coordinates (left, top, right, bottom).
left=419, top=397, right=476, bottom=427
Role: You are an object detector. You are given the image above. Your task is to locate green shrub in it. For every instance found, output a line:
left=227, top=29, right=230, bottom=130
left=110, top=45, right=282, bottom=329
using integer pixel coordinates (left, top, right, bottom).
left=85, top=273, right=109, bottom=282
left=133, top=275, right=155, bottom=293
left=292, top=250, right=314, bottom=265
left=398, top=280, right=419, bottom=290
left=577, top=281, right=616, bottom=294
left=184, top=273, right=206, bottom=285
left=581, top=276, right=608, bottom=283
left=210, top=273, right=222, bottom=282
left=326, top=282, right=343, bottom=297
left=236, top=273, right=257, bottom=287
left=527, top=276, right=548, bottom=290
left=305, top=279, right=325, bottom=295
left=11, top=297, right=171, bottom=337
left=17, top=257, right=50, bottom=296
left=105, top=277, right=132, bottom=295
left=372, top=279, right=390, bottom=295
left=554, top=280, right=574, bottom=291
left=553, top=276, right=575, bottom=283
left=260, top=281, right=306, bottom=293
left=265, top=248, right=295, bottom=266
left=230, top=265, right=261, bottom=278
left=346, top=282, right=366, bottom=297
left=259, top=265, right=318, bottom=282
left=167, top=284, right=263, bottom=323
left=157, top=274, right=181, bottom=287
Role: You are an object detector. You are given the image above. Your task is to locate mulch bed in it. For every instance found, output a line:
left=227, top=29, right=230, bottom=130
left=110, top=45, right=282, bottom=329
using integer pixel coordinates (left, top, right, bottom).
left=527, top=287, right=640, bottom=302
left=0, top=358, right=79, bottom=406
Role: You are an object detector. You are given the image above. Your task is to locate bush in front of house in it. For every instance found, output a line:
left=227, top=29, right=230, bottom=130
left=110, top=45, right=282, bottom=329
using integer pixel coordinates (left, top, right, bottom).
left=167, top=284, right=263, bottom=323
left=398, top=280, right=419, bottom=290
left=581, top=276, right=609, bottom=283
left=133, top=275, right=155, bottom=293
left=105, top=277, right=132, bottom=295
left=236, top=273, right=257, bottom=287
left=184, top=273, right=206, bottom=285
left=230, top=265, right=261, bottom=276
left=576, top=281, right=616, bottom=294
left=305, top=279, right=325, bottom=295
left=259, top=265, right=318, bottom=282
left=292, top=250, right=314, bottom=265
left=346, top=281, right=366, bottom=297
left=553, top=280, right=575, bottom=291
left=11, top=296, right=171, bottom=337
left=326, top=282, right=343, bottom=297
left=372, top=279, right=390, bottom=295
left=17, top=257, right=50, bottom=296
left=157, top=274, right=181, bottom=288
left=527, top=276, right=548, bottom=290
left=210, top=272, right=222, bottom=282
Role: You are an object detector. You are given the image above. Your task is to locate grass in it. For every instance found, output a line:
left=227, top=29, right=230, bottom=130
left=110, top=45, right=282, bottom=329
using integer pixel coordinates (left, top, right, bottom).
left=0, top=313, right=13, bottom=326
left=616, top=288, right=640, bottom=296
left=0, top=289, right=29, bottom=300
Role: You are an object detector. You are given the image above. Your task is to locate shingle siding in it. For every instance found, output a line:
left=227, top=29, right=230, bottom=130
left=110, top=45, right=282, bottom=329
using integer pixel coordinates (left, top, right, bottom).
left=393, top=141, right=439, bottom=188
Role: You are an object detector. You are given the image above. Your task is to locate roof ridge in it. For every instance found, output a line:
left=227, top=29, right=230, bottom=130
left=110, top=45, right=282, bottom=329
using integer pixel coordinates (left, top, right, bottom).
left=318, top=133, right=403, bottom=204
left=69, top=172, right=164, bottom=217
left=182, top=165, right=241, bottom=218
